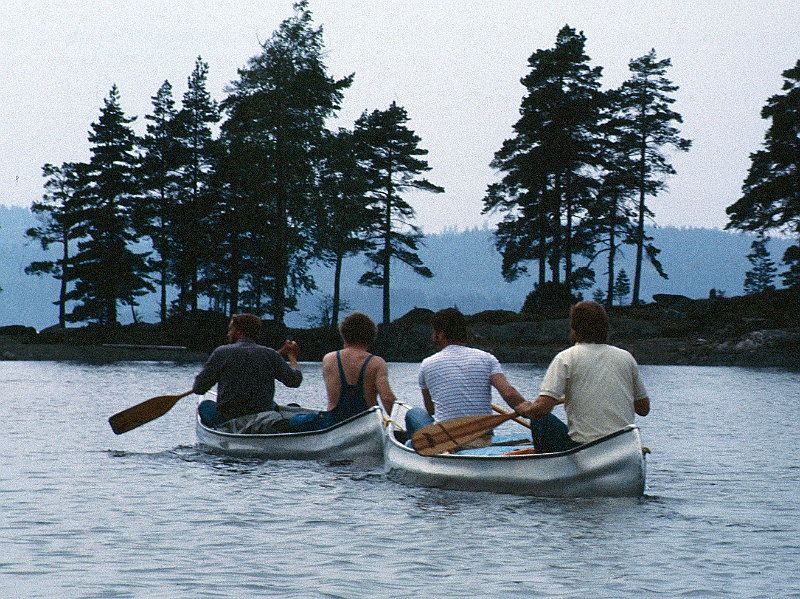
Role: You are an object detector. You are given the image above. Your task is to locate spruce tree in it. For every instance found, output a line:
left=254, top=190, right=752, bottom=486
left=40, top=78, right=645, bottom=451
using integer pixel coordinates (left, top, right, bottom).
left=139, top=80, right=180, bottom=322
left=612, top=268, right=631, bottom=305
left=66, top=85, right=153, bottom=325
left=353, top=101, right=443, bottom=324
left=171, top=57, right=220, bottom=313
left=743, top=233, right=777, bottom=294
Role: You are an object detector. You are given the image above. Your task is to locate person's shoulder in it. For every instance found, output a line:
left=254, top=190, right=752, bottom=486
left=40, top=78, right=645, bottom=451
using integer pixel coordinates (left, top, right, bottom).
left=601, top=344, right=638, bottom=362
left=367, top=353, right=387, bottom=367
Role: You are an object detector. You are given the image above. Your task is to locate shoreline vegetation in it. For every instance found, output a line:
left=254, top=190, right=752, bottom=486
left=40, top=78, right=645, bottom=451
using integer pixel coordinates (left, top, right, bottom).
left=1, top=289, right=798, bottom=368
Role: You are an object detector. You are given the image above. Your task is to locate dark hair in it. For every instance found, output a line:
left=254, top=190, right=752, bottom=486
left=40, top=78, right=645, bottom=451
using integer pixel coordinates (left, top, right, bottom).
left=570, top=301, right=609, bottom=343
left=431, top=307, right=467, bottom=343
left=339, top=312, right=377, bottom=346
left=230, top=313, right=262, bottom=340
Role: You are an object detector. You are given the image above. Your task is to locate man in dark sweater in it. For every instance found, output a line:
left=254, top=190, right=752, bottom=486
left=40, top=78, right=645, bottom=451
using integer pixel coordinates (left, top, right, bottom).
left=194, top=313, right=302, bottom=427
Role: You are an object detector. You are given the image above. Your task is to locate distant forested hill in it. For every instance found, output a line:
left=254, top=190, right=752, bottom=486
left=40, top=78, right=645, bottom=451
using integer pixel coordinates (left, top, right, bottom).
left=0, top=205, right=793, bottom=330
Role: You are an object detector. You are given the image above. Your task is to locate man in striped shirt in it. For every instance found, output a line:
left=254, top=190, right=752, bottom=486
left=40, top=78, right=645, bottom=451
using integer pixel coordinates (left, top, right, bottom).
left=405, top=308, right=533, bottom=445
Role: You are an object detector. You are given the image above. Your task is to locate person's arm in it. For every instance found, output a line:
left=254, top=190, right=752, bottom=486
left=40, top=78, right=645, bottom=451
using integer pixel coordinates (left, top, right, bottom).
left=373, top=358, right=397, bottom=414
left=274, top=341, right=302, bottom=388
left=278, top=340, right=300, bottom=369
left=634, top=397, right=650, bottom=416
left=421, top=388, right=435, bottom=416
left=322, top=352, right=340, bottom=410
left=192, top=350, right=222, bottom=395
left=489, top=372, right=534, bottom=415
left=514, top=394, right=562, bottom=420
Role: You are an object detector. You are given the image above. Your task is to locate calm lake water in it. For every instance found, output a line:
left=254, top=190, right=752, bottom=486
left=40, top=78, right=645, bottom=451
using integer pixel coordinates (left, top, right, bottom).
left=1, top=360, right=798, bottom=598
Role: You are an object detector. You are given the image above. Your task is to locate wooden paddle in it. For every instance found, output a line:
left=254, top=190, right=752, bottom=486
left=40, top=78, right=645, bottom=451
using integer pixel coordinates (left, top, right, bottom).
left=108, top=390, right=193, bottom=435
left=411, top=412, right=517, bottom=456
left=492, top=404, right=532, bottom=429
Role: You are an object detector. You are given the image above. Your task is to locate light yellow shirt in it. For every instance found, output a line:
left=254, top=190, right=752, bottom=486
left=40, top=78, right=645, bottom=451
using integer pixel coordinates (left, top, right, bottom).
left=539, top=343, right=648, bottom=444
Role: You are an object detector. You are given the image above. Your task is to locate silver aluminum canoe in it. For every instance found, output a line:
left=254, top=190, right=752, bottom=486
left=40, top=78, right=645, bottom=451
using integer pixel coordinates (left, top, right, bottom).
left=196, top=405, right=385, bottom=466
left=384, top=403, right=646, bottom=497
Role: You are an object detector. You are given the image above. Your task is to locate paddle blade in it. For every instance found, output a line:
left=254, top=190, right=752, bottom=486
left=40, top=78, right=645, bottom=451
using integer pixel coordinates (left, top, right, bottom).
left=411, top=412, right=514, bottom=456
left=108, top=390, right=193, bottom=435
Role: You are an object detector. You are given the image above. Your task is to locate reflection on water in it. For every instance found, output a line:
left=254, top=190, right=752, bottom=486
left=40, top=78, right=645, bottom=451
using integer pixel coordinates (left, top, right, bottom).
left=0, top=361, right=798, bottom=598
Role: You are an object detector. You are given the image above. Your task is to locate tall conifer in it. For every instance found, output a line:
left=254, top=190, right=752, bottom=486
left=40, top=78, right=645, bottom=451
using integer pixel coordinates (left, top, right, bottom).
left=219, top=1, right=352, bottom=322
left=66, top=85, right=153, bottom=325
left=613, top=50, right=690, bottom=304
left=483, top=26, right=604, bottom=294
left=727, top=60, right=800, bottom=288
left=353, top=101, right=443, bottom=324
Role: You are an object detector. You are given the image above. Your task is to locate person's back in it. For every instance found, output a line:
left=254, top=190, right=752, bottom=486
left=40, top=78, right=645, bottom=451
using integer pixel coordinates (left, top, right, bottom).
left=418, top=344, right=496, bottom=421
left=540, top=342, right=644, bottom=444
left=194, top=314, right=302, bottom=427
left=406, top=307, right=531, bottom=440
left=289, top=312, right=396, bottom=433
left=199, top=338, right=300, bottom=419
left=520, top=301, right=650, bottom=452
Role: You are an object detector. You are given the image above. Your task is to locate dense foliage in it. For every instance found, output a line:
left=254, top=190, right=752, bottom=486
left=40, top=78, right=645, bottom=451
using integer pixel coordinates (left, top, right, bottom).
left=483, top=28, right=690, bottom=307
left=726, top=60, right=800, bottom=289
left=23, top=7, right=796, bottom=326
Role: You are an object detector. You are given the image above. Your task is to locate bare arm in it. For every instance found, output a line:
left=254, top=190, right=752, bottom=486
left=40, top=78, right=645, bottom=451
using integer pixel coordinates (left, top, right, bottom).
left=321, top=352, right=340, bottom=411
left=373, top=358, right=397, bottom=413
left=635, top=397, right=650, bottom=417
left=489, top=372, right=534, bottom=415
left=421, top=388, right=435, bottom=416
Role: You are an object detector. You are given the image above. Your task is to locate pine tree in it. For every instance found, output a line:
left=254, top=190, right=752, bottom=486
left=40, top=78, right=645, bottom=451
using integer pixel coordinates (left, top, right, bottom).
left=743, top=233, right=777, bottom=294
left=726, top=60, right=800, bottom=288
left=590, top=87, right=640, bottom=309
left=219, top=1, right=352, bottom=322
left=482, top=26, right=605, bottom=292
left=353, top=101, right=443, bottom=324
left=613, top=49, right=690, bottom=304
left=25, top=162, right=87, bottom=326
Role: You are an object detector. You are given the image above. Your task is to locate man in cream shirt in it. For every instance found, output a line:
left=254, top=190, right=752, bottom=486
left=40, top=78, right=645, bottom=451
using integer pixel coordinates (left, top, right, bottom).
left=517, top=301, right=650, bottom=452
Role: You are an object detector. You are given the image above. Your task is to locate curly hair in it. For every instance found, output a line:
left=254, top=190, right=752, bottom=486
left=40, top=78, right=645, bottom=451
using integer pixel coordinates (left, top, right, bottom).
left=339, top=312, right=377, bottom=346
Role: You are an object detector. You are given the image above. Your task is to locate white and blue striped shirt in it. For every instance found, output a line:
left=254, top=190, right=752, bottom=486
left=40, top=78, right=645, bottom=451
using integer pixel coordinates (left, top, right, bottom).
left=418, top=344, right=503, bottom=422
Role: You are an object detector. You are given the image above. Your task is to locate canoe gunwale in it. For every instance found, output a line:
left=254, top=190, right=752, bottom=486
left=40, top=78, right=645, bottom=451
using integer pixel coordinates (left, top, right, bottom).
left=195, top=405, right=383, bottom=439
left=195, top=404, right=385, bottom=465
left=383, top=402, right=647, bottom=496
left=388, top=424, right=640, bottom=461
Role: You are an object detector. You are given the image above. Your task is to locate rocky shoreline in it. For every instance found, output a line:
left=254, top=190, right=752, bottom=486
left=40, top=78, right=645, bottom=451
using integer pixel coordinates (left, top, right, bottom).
left=1, top=289, right=798, bottom=367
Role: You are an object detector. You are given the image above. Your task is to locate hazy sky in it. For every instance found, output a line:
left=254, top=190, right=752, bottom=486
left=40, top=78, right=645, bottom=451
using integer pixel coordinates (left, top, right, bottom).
left=2, top=0, right=798, bottom=233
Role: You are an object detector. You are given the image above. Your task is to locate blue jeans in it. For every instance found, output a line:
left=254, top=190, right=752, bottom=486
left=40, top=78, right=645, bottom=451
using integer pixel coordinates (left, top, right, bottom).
left=288, top=411, right=337, bottom=432
left=405, top=407, right=434, bottom=437
left=529, top=413, right=581, bottom=453
left=198, top=399, right=228, bottom=428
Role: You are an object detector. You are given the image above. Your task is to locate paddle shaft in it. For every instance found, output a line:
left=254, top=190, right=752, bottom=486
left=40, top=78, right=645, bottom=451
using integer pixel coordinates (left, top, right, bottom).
left=491, top=404, right=532, bottom=429
left=108, top=390, right=194, bottom=435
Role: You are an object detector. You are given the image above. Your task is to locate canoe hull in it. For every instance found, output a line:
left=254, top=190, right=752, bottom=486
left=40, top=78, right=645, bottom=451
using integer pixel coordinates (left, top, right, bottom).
left=384, top=404, right=646, bottom=497
left=196, top=406, right=385, bottom=466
